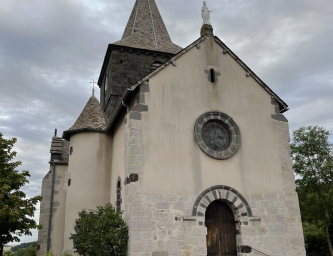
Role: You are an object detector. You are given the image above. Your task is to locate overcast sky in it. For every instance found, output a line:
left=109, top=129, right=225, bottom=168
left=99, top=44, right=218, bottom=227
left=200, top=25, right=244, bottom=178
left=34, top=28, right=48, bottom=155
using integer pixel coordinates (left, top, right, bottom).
left=1, top=0, right=332, bottom=245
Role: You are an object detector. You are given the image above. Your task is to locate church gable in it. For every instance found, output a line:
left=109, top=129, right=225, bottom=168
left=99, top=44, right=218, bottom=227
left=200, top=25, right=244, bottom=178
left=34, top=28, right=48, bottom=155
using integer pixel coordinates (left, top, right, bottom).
left=129, top=35, right=288, bottom=114
left=132, top=35, right=289, bottom=195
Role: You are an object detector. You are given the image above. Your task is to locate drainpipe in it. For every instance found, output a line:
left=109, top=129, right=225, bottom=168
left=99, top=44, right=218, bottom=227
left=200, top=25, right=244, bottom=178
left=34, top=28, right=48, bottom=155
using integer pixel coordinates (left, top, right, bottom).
left=47, top=163, right=56, bottom=253
left=122, top=101, right=129, bottom=113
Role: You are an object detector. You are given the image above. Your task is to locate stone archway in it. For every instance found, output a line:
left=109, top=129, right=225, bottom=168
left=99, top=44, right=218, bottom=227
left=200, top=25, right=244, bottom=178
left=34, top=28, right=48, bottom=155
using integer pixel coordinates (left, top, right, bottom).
left=192, top=185, right=253, bottom=219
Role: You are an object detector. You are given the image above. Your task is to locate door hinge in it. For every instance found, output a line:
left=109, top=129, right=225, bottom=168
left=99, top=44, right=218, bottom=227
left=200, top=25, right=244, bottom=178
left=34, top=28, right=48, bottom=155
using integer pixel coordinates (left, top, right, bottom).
left=207, top=252, right=217, bottom=256
left=221, top=220, right=236, bottom=224
left=205, top=219, right=214, bottom=224
left=240, top=245, right=252, bottom=253
left=223, top=251, right=237, bottom=255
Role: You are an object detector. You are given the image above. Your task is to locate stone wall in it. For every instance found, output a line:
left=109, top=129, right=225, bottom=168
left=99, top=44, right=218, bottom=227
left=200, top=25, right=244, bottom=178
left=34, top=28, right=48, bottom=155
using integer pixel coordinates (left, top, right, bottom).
left=49, top=165, right=68, bottom=255
left=101, top=48, right=173, bottom=119
left=37, top=164, right=68, bottom=256
left=37, top=167, right=52, bottom=256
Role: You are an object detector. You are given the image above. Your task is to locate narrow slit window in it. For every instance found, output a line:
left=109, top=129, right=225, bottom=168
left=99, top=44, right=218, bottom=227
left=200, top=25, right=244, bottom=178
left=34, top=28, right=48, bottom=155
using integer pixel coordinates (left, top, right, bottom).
left=116, top=178, right=121, bottom=212
left=104, top=75, right=108, bottom=92
left=70, top=147, right=73, bottom=155
left=210, top=68, right=216, bottom=83
left=68, top=179, right=71, bottom=186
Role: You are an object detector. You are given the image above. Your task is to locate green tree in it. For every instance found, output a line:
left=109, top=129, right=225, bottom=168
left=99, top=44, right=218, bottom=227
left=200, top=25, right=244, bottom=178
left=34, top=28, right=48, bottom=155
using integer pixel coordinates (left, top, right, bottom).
left=291, top=126, right=333, bottom=256
left=11, top=242, right=37, bottom=256
left=303, top=222, right=331, bottom=256
left=24, top=242, right=37, bottom=256
left=0, top=133, right=42, bottom=256
left=70, top=203, right=128, bottom=256
left=13, top=248, right=28, bottom=256
left=11, top=242, right=33, bottom=252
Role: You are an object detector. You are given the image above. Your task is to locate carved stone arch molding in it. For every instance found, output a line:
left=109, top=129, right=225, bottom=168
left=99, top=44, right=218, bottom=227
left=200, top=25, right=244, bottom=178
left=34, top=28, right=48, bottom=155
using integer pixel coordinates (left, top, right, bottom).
left=192, top=185, right=253, bottom=218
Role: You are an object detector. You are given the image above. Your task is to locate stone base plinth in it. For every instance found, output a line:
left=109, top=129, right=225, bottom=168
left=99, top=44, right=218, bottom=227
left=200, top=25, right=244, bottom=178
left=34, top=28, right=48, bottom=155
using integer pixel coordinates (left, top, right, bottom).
left=201, top=24, right=214, bottom=37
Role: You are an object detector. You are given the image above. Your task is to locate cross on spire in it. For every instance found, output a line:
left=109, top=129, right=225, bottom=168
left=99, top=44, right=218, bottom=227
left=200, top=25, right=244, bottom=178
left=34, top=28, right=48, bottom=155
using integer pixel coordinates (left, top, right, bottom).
left=90, top=79, right=97, bottom=96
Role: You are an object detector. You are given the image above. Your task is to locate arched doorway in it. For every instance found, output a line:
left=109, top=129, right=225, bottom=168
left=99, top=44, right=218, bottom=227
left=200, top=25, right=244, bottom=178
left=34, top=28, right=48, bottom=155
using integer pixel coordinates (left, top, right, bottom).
left=206, top=200, right=237, bottom=256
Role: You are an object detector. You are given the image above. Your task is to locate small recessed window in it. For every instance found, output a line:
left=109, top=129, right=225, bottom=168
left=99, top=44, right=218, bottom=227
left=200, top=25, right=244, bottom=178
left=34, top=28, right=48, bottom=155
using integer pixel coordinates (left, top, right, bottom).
left=210, top=68, right=216, bottom=83
left=104, top=75, right=108, bottom=92
left=68, top=179, right=71, bottom=186
left=70, top=147, right=73, bottom=155
left=116, top=178, right=121, bottom=212
left=120, top=60, right=123, bottom=64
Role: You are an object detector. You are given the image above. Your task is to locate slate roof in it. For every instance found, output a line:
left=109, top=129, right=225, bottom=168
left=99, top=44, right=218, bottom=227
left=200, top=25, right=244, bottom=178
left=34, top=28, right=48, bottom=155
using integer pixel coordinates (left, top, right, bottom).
left=67, top=96, right=109, bottom=132
left=113, top=0, right=182, bottom=54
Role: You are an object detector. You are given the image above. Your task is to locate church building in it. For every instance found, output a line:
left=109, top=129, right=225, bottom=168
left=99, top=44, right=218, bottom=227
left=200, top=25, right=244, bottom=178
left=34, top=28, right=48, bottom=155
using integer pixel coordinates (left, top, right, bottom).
left=37, top=1, right=306, bottom=255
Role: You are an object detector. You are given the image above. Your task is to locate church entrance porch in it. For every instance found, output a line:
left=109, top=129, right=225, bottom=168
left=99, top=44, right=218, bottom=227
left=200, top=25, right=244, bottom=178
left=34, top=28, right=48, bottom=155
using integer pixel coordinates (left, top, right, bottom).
left=206, top=200, right=237, bottom=256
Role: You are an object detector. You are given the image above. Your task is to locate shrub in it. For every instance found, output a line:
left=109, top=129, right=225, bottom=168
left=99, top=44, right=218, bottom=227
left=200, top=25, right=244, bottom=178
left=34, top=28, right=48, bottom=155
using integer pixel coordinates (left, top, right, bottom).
left=70, top=204, right=128, bottom=256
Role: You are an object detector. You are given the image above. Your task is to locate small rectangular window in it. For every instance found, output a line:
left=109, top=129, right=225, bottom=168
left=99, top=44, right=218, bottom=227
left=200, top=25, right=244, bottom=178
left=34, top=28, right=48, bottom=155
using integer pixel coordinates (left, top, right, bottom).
left=70, top=147, right=73, bottom=155
left=68, top=179, right=71, bottom=186
left=210, top=68, right=216, bottom=83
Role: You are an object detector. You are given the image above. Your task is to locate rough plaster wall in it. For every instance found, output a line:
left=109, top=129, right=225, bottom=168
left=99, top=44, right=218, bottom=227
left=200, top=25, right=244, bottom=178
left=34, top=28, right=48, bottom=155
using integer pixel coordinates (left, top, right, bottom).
left=37, top=167, right=52, bottom=256
left=234, top=120, right=305, bottom=256
left=110, top=114, right=126, bottom=210
left=62, top=132, right=112, bottom=254
left=141, top=37, right=286, bottom=196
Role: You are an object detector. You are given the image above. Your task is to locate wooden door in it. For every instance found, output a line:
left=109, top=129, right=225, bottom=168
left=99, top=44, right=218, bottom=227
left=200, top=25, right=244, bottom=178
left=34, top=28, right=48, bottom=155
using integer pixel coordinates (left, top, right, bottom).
left=206, top=200, right=237, bottom=256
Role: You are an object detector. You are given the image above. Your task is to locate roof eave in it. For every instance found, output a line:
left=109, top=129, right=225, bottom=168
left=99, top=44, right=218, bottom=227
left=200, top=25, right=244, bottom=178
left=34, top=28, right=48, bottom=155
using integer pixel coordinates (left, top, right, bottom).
left=62, top=128, right=107, bottom=141
left=97, top=44, right=180, bottom=87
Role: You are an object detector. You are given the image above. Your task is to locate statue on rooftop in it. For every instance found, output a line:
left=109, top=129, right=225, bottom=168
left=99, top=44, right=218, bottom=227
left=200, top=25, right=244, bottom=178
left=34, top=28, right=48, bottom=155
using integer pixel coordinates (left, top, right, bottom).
left=201, top=1, right=212, bottom=25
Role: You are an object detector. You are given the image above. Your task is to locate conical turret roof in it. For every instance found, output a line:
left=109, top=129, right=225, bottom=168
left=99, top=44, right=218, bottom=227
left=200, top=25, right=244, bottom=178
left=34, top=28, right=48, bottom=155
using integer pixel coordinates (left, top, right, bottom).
left=67, top=96, right=109, bottom=132
left=113, top=0, right=182, bottom=54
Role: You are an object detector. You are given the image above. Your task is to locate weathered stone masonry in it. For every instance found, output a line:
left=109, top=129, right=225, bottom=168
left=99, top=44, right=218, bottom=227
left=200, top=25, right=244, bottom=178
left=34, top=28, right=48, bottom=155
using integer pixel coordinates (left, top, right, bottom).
left=100, top=47, right=174, bottom=119
left=38, top=168, right=52, bottom=255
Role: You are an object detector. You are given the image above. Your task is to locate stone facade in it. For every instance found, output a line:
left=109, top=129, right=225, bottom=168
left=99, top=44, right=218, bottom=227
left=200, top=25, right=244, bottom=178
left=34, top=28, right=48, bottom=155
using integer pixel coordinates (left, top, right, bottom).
left=38, top=164, right=68, bottom=256
left=121, top=79, right=305, bottom=256
left=37, top=168, right=52, bottom=255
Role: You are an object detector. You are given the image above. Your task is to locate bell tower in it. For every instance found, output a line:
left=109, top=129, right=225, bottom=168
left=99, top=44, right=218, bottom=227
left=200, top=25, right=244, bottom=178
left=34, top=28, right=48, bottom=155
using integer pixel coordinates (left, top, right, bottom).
left=97, top=0, right=182, bottom=118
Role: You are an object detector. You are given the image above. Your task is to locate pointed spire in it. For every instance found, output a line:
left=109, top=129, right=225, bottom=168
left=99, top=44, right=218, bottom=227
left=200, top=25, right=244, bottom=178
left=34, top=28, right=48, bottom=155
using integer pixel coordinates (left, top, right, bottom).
left=113, top=0, right=182, bottom=54
left=67, top=96, right=109, bottom=132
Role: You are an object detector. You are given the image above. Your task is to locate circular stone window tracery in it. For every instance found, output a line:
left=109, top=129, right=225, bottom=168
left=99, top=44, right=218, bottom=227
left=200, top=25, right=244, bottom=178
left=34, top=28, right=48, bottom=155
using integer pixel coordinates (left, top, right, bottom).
left=194, top=112, right=241, bottom=160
